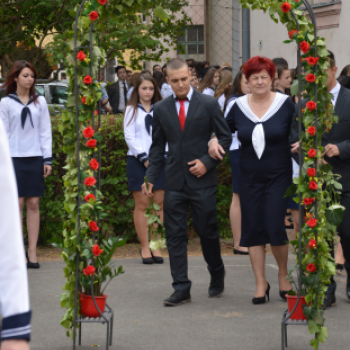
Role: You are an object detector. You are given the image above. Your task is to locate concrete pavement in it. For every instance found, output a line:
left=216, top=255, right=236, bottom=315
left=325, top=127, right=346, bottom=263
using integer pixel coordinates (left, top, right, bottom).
left=28, top=255, right=350, bottom=350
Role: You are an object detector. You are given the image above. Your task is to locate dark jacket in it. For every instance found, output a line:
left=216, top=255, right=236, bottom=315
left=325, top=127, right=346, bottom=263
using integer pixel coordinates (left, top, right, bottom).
left=146, top=89, right=232, bottom=191
left=107, top=81, right=127, bottom=114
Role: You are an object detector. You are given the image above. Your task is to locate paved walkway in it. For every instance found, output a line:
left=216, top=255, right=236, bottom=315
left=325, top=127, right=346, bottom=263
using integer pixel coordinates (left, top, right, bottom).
left=28, top=255, right=349, bottom=350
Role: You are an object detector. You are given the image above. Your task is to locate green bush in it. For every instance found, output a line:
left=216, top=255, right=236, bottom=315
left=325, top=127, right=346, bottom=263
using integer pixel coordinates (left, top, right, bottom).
left=36, top=115, right=233, bottom=245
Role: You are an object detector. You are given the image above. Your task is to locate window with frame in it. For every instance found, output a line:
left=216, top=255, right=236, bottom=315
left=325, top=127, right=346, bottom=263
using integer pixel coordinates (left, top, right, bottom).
left=177, top=25, right=205, bottom=61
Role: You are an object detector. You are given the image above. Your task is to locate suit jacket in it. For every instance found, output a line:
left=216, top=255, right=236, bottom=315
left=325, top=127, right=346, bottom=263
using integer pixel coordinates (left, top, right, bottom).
left=322, top=86, right=350, bottom=192
left=107, top=81, right=126, bottom=114
left=146, top=89, right=232, bottom=191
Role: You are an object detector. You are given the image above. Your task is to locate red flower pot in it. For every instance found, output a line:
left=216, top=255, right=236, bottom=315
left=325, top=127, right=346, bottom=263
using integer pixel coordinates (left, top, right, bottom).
left=80, top=293, right=108, bottom=317
left=286, top=294, right=307, bottom=320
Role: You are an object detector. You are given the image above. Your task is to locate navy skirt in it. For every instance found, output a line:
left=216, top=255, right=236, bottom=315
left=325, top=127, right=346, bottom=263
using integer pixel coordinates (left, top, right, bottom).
left=126, top=156, right=165, bottom=192
left=229, top=149, right=241, bottom=194
left=12, top=157, right=45, bottom=197
left=288, top=194, right=299, bottom=210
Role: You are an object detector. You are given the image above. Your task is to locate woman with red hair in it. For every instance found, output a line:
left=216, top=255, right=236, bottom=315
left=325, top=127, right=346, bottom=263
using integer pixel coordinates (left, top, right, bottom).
left=0, top=60, right=52, bottom=269
left=210, top=56, right=297, bottom=304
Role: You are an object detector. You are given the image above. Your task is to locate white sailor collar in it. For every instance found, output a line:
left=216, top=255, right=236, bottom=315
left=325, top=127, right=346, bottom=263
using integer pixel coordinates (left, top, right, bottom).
left=236, top=93, right=289, bottom=159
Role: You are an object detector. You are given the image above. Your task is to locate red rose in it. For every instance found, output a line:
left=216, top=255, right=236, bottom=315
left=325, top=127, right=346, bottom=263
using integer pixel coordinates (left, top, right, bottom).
left=83, top=265, right=96, bottom=276
left=306, top=57, right=318, bottom=65
left=306, top=218, right=317, bottom=228
left=84, top=176, right=96, bottom=187
left=309, top=181, right=318, bottom=191
left=89, top=158, right=99, bottom=170
left=307, top=168, right=316, bottom=177
left=307, top=126, right=316, bottom=136
left=86, top=139, right=97, bottom=148
left=89, top=11, right=99, bottom=21
left=303, top=197, right=315, bottom=206
left=84, top=193, right=96, bottom=202
left=94, top=110, right=98, bottom=115
left=308, top=239, right=317, bottom=249
left=83, top=75, right=92, bottom=85
left=281, top=2, right=291, bottom=13
left=98, top=0, right=107, bottom=4
left=88, top=221, right=99, bottom=232
left=82, top=97, right=87, bottom=104
left=300, top=41, right=310, bottom=53
left=305, top=74, right=316, bottom=83
left=77, top=51, right=86, bottom=61
left=306, top=101, right=317, bottom=111
left=306, top=263, right=317, bottom=273
left=92, top=244, right=103, bottom=256
left=288, top=30, right=298, bottom=39
left=83, top=126, right=95, bottom=139
left=307, top=149, right=316, bottom=158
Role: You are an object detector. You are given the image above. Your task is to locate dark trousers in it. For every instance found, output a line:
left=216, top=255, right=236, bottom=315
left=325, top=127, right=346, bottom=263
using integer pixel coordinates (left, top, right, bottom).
left=164, top=182, right=224, bottom=292
left=327, top=191, right=350, bottom=294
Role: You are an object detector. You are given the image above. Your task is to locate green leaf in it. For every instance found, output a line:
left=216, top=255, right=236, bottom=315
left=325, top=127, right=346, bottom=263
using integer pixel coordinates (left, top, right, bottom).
left=318, top=326, right=328, bottom=343
left=325, top=206, right=344, bottom=227
left=153, top=6, right=169, bottom=23
left=308, top=320, right=319, bottom=334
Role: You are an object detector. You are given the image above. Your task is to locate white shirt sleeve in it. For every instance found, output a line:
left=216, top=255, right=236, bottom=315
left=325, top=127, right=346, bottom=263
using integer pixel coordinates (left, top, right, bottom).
left=0, top=119, right=31, bottom=340
left=0, top=98, right=10, bottom=137
left=38, top=97, right=53, bottom=164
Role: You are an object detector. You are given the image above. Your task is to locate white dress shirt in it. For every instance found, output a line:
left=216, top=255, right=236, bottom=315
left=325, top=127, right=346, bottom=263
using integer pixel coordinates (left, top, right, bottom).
left=330, top=82, right=341, bottom=107
left=0, top=119, right=31, bottom=341
left=0, top=95, right=52, bottom=164
left=172, top=86, right=194, bottom=118
left=202, top=87, right=215, bottom=97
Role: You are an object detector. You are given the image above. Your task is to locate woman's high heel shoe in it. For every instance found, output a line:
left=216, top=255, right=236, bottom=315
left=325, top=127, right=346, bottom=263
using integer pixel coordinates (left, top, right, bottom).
left=279, top=289, right=292, bottom=301
left=140, top=249, right=153, bottom=265
left=252, top=282, right=270, bottom=304
left=26, top=251, right=40, bottom=269
left=150, top=250, right=164, bottom=264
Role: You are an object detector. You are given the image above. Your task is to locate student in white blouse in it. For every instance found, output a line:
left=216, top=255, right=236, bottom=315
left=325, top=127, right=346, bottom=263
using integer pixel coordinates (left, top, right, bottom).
left=0, top=61, right=52, bottom=269
left=0, top=119, right=31, bottom=350
left=198, top=67, right=219, bottom=96
left=124, top=74, right=165, bottom=265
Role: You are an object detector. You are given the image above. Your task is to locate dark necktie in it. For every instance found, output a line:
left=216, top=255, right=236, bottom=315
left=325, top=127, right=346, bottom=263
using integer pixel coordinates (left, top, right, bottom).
left=176, top=98, right=187, bottom=131
left=123, top=82, right=127, bottom=105
left=145, top=114, right=153, bottom=135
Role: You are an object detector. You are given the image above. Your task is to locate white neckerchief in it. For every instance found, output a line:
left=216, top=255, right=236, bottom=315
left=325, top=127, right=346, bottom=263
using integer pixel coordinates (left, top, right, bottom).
left=236, top=93, right=288, bottom=159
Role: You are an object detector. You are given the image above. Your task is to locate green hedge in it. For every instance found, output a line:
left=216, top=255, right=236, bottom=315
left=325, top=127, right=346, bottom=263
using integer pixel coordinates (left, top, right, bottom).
left=35, top=115, right=233, bottom=245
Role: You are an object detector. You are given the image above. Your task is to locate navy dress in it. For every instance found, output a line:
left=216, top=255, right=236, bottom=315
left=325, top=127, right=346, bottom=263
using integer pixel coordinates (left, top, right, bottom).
left=226, top=94, right=295, bottom=247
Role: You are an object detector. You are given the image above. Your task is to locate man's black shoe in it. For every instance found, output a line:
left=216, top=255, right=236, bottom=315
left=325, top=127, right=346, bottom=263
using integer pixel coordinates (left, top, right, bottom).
left=163, top=291, right=191, bottom=307
left=322, top=293, right=336, bottom=310
left=208, top=269, right=225, bottom=298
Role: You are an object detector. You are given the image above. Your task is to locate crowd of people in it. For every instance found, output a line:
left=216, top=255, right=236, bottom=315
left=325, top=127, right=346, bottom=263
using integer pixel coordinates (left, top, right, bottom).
left=1, top=50, right=350, bottom=346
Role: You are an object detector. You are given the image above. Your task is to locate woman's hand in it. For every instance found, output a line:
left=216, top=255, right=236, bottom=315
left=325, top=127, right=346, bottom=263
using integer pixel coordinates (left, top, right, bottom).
left=43, top=165, right=52, bottom=178
left=144, top=160, right=149, bottom=168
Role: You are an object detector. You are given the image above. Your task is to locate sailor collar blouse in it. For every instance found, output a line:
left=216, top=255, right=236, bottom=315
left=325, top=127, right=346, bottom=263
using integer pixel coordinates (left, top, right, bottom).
left=0, top=94, right=52, bottom=164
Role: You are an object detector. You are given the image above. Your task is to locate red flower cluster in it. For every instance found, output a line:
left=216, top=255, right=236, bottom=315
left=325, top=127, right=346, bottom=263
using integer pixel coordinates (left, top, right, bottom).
left=305, top=74, right=316, bottom=83
left=82, top=97, right=87, bottom=104
left=288, top=30, right=298, bottom=40
left=98, top=0, right=107, bottom=4
left=309, top=181, right=318, bottom=191
left=306, top=101, right=317, bottom=111
left=307, top=126, right=316, bottom=136
left=83, top=75, right=92, bottom=85
left=86, top=139, right=97, bottom=148
left=308, top=239, right=317, bottom=249
left=307, top=218, right=317, bottom=228
left=84, top=176, right=96, bottom=187
left=307, top=168, right=316, bottom=177
left=303, top=197, right=315, bottom=206
left=89, top=11, right=99, bottom=21
left=281, top=2, right=291, bottom=13
left=88, top=221, right=99, bottom=232
left=83, top=126, right=95, bottom=138
left=83, top=265, right=96, bottom=276
left=89, top=158, right=99, bottom=170
left=92, top=244, right=104, bottom=256
left=300, top=41, right=310, bottom=53
left=306, top=57, right=319, bottom=66
left=307, top=263, right=317, bottom=273
left=77, top=51, right=86, bottom=61
left=84, top=193, right=96, bottom=202
left=307, top=149, right=316, bottom=158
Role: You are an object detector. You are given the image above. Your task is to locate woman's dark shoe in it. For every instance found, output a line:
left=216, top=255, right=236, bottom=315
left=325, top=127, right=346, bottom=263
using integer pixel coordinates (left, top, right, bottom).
left=233, top=248, right=249, bottom=256
left=336, top=263, right=344, bottom=271
left=26, top=251, right=40, bottom=269
left=285, top=218, right=294, bottom=229
left=279, top=289, right=292, bottom=302
left=252, top=282, right=270, bottom=305
left=140, top=249, right=153, bottom=265
left=150, top=250, right=164, bottom=264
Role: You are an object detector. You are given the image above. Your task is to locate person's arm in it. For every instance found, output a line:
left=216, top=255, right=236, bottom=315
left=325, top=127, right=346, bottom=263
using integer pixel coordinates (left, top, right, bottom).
left=0, top=119, right=31, bottom=345
left=38, top=97, right=52, bottom=177
left=200, top=100, right=232, bottom=172
left=0, top=98, right=10, bottom=137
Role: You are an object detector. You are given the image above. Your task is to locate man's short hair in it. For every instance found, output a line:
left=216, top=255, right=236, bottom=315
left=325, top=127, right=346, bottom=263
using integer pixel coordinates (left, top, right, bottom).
left=327, top=50, right=336, bottom=68
left=115, top=66, right=126, bottom=74
left=186, top=58, right=197, bottom=68
left=272, top=58, right=288, bottom=68
left=166, top=58, right=188, bottom=74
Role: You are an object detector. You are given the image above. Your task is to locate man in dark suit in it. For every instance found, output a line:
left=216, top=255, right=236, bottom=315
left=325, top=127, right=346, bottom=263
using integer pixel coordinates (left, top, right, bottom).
left=142, top=58, right=232, bottom=306
left=319, top=52, right=350, bottom=309
left=107, top=66, right=128, bottom=114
